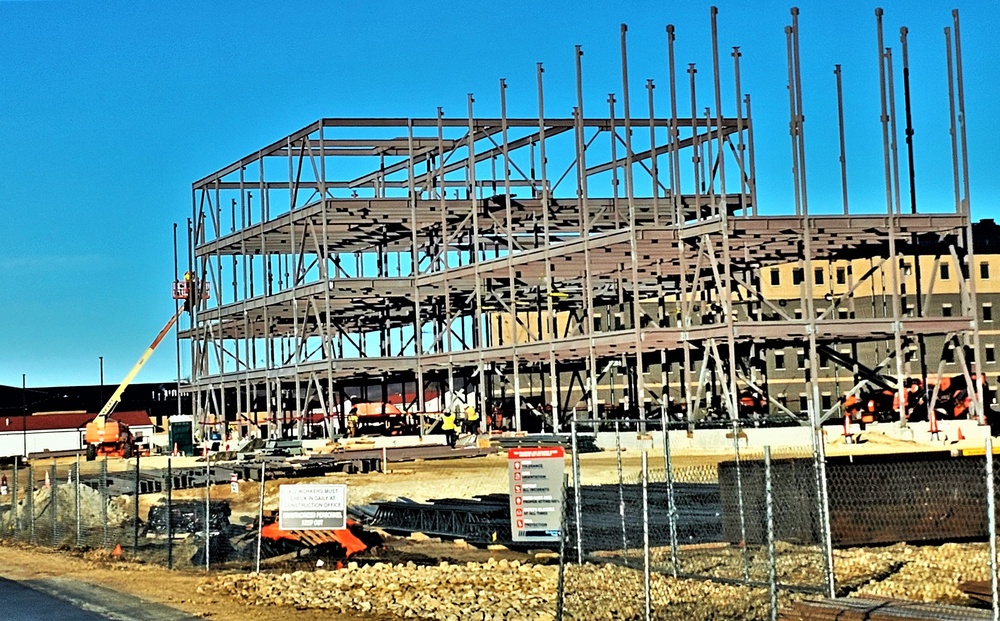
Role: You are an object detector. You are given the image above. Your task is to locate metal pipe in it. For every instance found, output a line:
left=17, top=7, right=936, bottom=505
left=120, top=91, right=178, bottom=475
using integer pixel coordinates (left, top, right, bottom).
left=641, top=449, right=651, bottom=621
left=662, top=420, right=679, bottom=577
left=571, top=419, right=583, bottom=563
left=987, top=435, right=999, bottom=621
left=616, top=421, right=628, bottom=564
left=834, top=65, right=849, bottom=215
left=255, top=461, right=265, bottom=574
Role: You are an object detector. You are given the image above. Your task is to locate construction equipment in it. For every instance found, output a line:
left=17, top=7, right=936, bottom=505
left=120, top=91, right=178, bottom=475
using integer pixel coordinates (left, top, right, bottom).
left=85, top=305, right=185, bottom=460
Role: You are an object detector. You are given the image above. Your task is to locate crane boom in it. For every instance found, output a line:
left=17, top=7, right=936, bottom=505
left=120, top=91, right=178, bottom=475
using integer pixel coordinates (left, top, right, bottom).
left=96, top=306, right=184, bottom=419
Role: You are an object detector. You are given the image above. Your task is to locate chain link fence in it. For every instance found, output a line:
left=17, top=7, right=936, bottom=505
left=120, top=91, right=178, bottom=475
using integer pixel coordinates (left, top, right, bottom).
left=1, top=428, right=1000, bottom=620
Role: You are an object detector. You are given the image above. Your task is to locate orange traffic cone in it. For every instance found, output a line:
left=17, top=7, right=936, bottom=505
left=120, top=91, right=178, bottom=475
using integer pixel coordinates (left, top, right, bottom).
left=843, top=413, right=853, bottom=444
left=201, top=446, right=208, bottom=458
left=112, top=544, right=123, bottom=557
left=929, top=408, right=941, bottom=441
left=172, top=443, right=179, bottom=457
left=957, top=426, right=966, bottom=442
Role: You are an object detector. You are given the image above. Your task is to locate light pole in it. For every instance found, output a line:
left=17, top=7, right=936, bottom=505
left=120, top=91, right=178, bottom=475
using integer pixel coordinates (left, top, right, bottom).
left=99, top=356, right=105, bottom=410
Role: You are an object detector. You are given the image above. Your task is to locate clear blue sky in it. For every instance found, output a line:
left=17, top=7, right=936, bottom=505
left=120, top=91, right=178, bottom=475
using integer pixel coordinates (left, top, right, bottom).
left=1, top=1, right=997, bottom=388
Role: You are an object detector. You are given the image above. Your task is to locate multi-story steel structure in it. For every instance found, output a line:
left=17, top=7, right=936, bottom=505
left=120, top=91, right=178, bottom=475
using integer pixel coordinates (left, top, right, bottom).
left=178, top=13, right=993, bottom=440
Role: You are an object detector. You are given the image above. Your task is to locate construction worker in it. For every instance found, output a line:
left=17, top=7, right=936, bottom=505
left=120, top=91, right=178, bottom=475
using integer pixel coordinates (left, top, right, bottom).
left=347, top=407, right=359, bottom=438
left=441, top=410, right=458, bottom=448
left=464, top=404, right=479, bottom=435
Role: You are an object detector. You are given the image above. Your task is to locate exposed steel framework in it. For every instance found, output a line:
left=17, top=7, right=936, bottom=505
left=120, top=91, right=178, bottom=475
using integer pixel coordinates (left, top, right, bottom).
left=178, top=9, right=986, bottom=440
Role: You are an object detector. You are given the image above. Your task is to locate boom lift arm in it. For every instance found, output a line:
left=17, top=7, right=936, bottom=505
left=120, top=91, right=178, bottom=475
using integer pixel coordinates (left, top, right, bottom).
left=96, top=305, right=185, bottom=420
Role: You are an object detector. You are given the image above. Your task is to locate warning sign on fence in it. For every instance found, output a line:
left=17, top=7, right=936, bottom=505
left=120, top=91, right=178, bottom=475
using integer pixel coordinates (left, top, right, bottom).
left=279, top=484, right=347, bottom=530
left=508, top=446, right=564, bottom=543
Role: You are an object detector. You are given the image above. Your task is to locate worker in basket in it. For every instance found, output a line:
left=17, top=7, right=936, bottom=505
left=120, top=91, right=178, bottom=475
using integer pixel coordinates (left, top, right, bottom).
left=441, top=409, right=458, bottom=448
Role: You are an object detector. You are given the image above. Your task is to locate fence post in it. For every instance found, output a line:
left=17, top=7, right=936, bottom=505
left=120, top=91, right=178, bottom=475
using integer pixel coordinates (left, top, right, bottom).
left=205, top=460, right=211, bottom=571
left=167, top=457, right=173, bottom=570
left=50, top=459, right=57, bottom=547
left=11, top=456, right=18, bottom=537
left=28, top=463, right=34, bottom=544
left=986, top=436, right=998, bottom=621
left=662, top=421, right=679, bottom=578
left=731, top=419, right=750, bottom=582
left=133, top=451, right=140, bottom=554
left=570, top=419, right=583, bottom=564
left=641, top=449, right=651, bottom=621
left=615, top=421, right=628, bottom=565
left=75, top=455, right=81, bottom=547
left=814, top=427, right=835, bottom=598
left=101, top=457, right=108, bottom=549
left=556, top=472, right=568, bottom=621
left=255, top=460, right=265, bottom=574
left=765, top=446, right=777, bottom=621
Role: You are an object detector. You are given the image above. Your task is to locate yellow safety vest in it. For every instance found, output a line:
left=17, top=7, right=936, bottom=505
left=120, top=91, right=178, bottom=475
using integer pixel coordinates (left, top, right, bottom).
left=441, top=413, right=457, bottom=431
left=465, top=406, right=478, bottom=421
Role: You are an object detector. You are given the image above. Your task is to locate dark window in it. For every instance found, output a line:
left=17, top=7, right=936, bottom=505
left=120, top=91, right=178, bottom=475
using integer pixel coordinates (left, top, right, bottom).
left=982, top=262, right=990, bottom=280
left=797, top=351, right=806, bottom=369
left=799, top=395, right=808, bottom=413
left=942, top=304, right=953, bottom=317
left=593, top=316, right=602, bottom=332
left=838, top=309, right=849, bottom=320
left=988, top=346, right=996, bottom=364
left=774, top=352, right=785, bottom=370
left=836, top=267, right=846, bottom=285
left=905, top=348, right=915, bottom=362
left=822, top=394, right=832, bottom=410
left=770, top=269, right=781, bottom=286
left=792, top=268, right=804, bottom=285
left=941, top=263, right=951, bottom=280
left=944, top=345, right=954, bottom=363
left=985, top=305, right=994, bottom=322
left=814, top=268, right=825, bottom=285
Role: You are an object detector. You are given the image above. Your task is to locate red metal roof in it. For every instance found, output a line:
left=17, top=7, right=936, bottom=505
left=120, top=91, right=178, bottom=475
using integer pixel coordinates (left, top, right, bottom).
left=0, top=411, right=153, bottom=433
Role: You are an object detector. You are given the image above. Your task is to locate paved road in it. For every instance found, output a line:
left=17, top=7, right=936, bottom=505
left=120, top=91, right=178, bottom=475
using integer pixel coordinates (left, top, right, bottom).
left=0, top=576, right=199, bottom=621
left=0, top=577, right=110, bottom=620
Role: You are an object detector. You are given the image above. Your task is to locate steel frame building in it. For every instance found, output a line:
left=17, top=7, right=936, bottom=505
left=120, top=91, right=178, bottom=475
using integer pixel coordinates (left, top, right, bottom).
left=179, top=12, right=989, bottom=439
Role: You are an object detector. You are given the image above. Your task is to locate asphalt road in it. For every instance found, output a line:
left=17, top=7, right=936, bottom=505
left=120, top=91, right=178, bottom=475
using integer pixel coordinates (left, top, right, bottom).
left=0, top=576, right=199, bottom=621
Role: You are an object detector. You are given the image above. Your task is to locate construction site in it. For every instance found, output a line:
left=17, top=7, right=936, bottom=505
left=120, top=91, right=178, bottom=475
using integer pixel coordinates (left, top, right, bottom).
left=2, top=5, right=1000, bottom=621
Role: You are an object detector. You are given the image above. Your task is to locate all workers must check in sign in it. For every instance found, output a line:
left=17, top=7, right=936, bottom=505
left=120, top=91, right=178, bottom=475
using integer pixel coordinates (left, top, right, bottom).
left=279, top=484, right=347, bottom=530
left=508, top=446, right=565, bottom=543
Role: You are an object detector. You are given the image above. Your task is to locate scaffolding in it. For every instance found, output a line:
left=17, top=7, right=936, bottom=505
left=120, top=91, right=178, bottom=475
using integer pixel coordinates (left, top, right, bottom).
left=179, top=9, right=988, bottom=439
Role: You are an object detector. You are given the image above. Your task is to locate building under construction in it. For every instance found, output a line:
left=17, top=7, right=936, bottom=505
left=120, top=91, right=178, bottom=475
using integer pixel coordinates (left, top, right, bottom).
left=177, top=11, right=997, bottom=440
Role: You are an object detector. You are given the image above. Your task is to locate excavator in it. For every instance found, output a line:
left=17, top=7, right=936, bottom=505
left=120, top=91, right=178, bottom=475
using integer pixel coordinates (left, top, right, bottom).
left=85, top=275, right=204, bottom=460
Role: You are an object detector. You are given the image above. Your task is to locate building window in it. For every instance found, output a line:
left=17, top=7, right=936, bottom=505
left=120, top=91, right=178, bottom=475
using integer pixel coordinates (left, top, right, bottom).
left=770, top=269, right=781, bottom=286
left=799, top=395, right=808, bottom=413
left=941, top=263, right=950, bottom=280
left=838, top=308, right=849, bottom=320
left=982, top=262, right=990, bottom=280
left=836, top=267, right=846, bottom=285
left=905, top=347, right=916, bottom=362
left=815, top=268, right=825, bottom=285
left=944, top=345, right=954, bottom=364
left=797, top=350, right=806, bottom=369
left=985, top=304, right=993, bottom=322
left=793, top=268, right=804, bottom=285
left=942, top=303, right=953, bottom=317
left=822, top=393, right=833, bottom=410
left=906, top=304, right=915, bottom=317
left=775, top=351, right=785, bottom=370
left=901, top=262, right=912, bottom=276
left=820, top=351, right=829, bottom=369
left=987, top=345, right=996, bottom=364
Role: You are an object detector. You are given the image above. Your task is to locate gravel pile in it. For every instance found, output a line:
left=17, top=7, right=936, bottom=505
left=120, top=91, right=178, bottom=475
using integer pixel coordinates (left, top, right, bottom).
left=202, top=559, right=769, bottom=621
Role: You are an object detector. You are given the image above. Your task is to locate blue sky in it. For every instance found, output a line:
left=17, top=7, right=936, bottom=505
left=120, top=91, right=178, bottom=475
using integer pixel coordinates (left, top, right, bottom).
left=1, top=1, right=997, bottom=388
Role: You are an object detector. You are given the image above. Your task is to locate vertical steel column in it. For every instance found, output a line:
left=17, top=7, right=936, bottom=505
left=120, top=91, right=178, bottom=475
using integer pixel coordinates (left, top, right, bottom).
left=834, top=65, right=849, bottom=215
left=731, top=46, right=748, bottom=216
left=875, top=9, right=908, bottom=428
left=255, top=461, right=265, bottom=574
left=952, top=9, right=986, bottom=426
left=662, top=422, right=679, bottom=577
left=167, top=457, right=173, bottom=570
left=574, top=48, right=600, bottom=423
left=466, top=94, right=488, bottom=433
left=537, top=63, right=560, bottom=433
left=407, top=120, right=428, bottom=419
left=986, top=436, right=999, bottom=620
left=500, top=80, right=523, bottom=431
left=204, top=460, right=210, bottom=570
left=571, top=419, right=583, bottom=563
left=620, top=24, right=647, bottom=426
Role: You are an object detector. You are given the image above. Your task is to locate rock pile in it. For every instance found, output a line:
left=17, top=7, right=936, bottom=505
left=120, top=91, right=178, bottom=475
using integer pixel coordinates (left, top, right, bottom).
left=202, top=559, right=770, bottom=621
